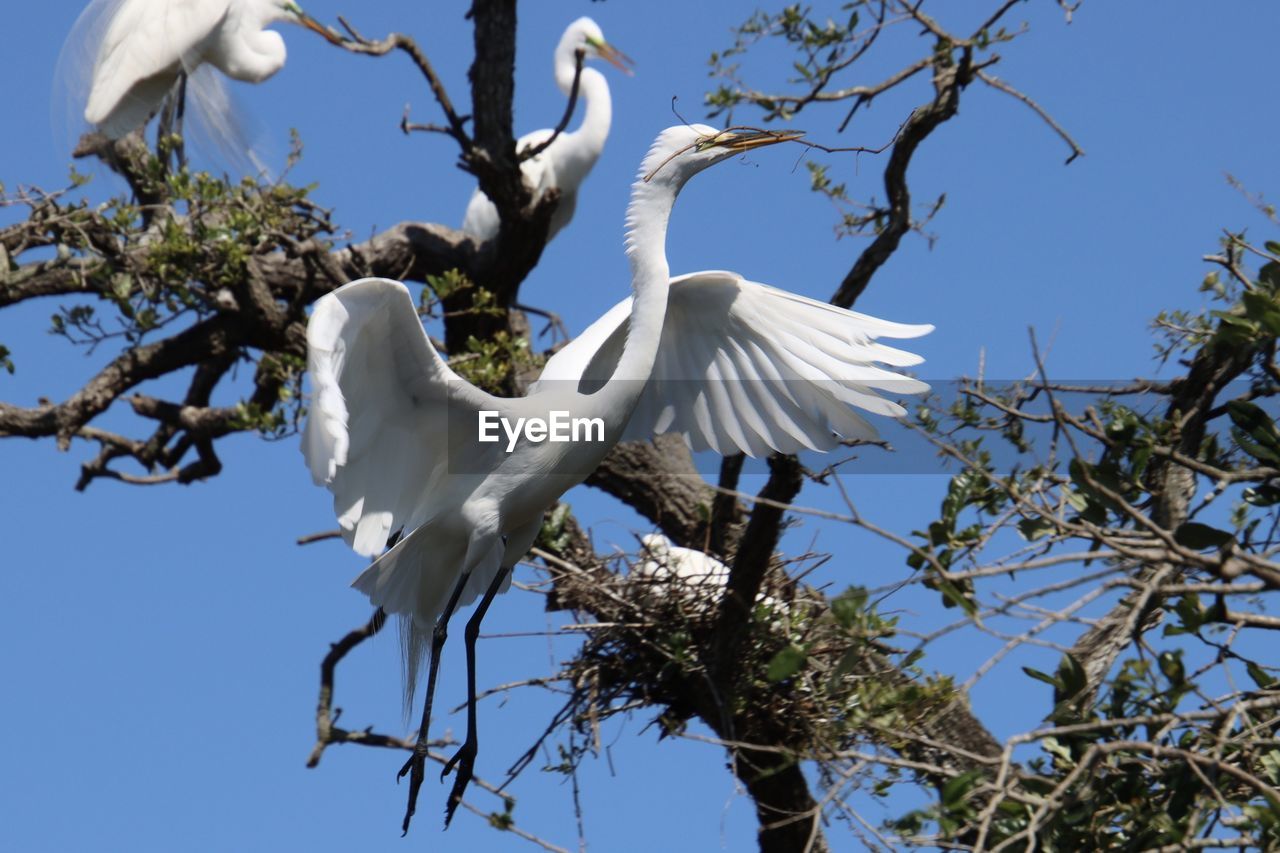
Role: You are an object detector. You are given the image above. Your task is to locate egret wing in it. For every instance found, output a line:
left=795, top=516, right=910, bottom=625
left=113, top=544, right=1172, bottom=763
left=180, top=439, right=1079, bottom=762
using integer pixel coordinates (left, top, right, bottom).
left=303, top=278, right=506, bottom=557
left=84, top=0, right=223, bottom=135
left=461, top=128, right=558, bottom=239
left=536, top=270, right=932, bottom=455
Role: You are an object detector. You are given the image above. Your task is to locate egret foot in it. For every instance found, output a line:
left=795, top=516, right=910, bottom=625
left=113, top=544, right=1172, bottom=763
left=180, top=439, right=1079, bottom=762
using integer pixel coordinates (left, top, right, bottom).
left=441, top=737, right=478, bottom=827
left=398, top=743, right=429, bottom=835
left=439, top=564, right=511, bottom=827
left=397, top=570, right=472, bottom=835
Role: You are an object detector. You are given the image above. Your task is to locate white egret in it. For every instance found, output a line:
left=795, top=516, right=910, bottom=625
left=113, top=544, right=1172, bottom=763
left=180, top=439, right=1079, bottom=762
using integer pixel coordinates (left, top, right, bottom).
left=460, top=17, right=633, bottom=243
left=636, top=533, right=729, bottom=590
left=635, top=534, right=788, bottom=619
left=62, top=0, right=336, bottom=143
left=303, top=124, right=931, bottom=830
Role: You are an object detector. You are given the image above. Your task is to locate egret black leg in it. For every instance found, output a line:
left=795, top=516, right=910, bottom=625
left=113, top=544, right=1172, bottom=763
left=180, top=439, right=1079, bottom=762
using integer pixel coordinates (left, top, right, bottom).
left=163, top=72, right=188, bottom=170
left=173, top=72, right=187, bottom=168
left=398, top=569, right=470, bottom=836
left=441, top=565, right=511, bottom=827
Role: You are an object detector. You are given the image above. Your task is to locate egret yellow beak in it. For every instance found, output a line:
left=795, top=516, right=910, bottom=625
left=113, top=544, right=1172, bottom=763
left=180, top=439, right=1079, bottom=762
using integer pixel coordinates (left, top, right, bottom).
left=286, top=3, right=344, bottom=45
left=644, top=127, right=807, bottom=182
left=702, top=128, right=806, bottom=153
left=585, top=36, right=636, bottom=76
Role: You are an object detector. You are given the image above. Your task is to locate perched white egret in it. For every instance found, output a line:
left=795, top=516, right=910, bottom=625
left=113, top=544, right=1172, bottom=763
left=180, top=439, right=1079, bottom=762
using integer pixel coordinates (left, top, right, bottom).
left=460, top=17, right=633, bottom=243
left=303, top=124, right=931, bottom=830
left=635, top=534, right=788, bottom=618
left=61, top=0, right=336, bottom=142
left=636, top=533, right=729, bottom=590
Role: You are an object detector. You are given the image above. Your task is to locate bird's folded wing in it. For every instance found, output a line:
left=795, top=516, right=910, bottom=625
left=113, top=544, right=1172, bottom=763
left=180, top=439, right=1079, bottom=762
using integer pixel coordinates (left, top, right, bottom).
left=302, top=278, right=505, bottom=557
left=84, top=0, right=223, bottom=131
left=535, top=270, right=932, bottom=456
left=461, top=128, right=557, bottom=238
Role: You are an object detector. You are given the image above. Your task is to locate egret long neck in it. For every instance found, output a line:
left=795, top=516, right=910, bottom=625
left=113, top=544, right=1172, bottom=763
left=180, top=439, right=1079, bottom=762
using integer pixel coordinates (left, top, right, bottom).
left=552, top=68, right=611, bottom=186
left=609, top=178, right=675, bottom=385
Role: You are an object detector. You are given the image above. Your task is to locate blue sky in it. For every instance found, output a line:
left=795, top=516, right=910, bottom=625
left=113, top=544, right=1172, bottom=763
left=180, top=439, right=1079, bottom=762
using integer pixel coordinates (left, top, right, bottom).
left=3, top=2, right=1279, bottom=851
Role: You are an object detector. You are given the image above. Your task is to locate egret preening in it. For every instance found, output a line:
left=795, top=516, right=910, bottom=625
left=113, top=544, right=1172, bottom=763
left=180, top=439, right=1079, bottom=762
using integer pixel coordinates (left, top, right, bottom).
left=460, top=17, right=633, bottom=243
left=61, top=0, right=336, bottom=145
left=303, top=124, right=932, bottom=830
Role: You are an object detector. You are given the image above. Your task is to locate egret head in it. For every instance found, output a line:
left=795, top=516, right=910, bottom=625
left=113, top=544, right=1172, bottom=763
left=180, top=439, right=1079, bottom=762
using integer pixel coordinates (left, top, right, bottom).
left=640, top=534, right=671, bottom=558
left=640, top=124, right=805, bottom=188
left=559, top=17, right=634, bottom=75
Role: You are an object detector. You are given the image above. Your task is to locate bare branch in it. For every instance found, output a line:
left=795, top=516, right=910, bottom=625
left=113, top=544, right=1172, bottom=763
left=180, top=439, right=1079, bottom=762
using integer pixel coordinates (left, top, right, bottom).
left=517, top=50, right=586, bottom=163
left=328, top=16, right=471, bottom=152
left=975, top=68, right=1085, bottom=163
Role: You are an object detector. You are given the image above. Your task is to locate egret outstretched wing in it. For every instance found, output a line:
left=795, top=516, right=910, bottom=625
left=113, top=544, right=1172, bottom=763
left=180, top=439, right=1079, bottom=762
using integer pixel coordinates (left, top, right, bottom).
left=303, top=127, right=926, bottom=831
left=535, top=270, right=932, bottom=455
left=303, top=277, right=506, bottom=558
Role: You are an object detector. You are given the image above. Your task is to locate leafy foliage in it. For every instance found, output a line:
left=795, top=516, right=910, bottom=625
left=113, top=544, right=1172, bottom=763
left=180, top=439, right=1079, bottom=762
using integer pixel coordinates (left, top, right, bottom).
left=870, top=228, right=1280, bottom=848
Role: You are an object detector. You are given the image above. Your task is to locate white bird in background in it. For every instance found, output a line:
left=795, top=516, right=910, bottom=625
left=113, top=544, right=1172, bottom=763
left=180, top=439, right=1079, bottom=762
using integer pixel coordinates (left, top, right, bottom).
left=303, top=124, right=931, bottom=831
left=635, top=534, right=789, bottom=618
left=61, top=0, right=336, bottom=144
left=461, top=17, right=633, bottom=243
left=636, top=533, right=729, bottom=590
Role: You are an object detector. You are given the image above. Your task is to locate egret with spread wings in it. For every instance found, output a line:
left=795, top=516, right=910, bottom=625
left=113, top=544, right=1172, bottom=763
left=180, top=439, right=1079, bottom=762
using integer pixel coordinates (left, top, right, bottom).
left=303, top=124, right=931, bottom=831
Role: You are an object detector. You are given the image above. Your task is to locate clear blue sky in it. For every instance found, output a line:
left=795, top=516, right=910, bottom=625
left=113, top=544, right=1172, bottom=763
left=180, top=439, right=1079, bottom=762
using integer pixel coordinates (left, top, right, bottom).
left=3, top=2, right=1278, bottom=851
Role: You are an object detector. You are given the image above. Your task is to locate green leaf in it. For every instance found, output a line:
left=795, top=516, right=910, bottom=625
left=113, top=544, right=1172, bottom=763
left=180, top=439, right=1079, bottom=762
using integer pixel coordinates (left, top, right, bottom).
left=1158, top=650, right=1186, bottom=686
left=940, top=769, right=983, bottom=809
left=1260, top=750, right=1280, bottom=786
left=1233, top=428, right=1280, bottom=464
left=1041, top=736, right=1074, bottom=765
left=1242, top=804, right=1280, bottom=830
left=1173, top=593, right=1204, bottom=634
left=765, top=644, right=807, bottom=682
left=1173, top=522, right=1234, bottom=550
left=1022, top=666, right=1062, bottom=689
left=1228, top=400, right=1280, bottom=461
left=830, top=647, right=862, bottom=682
left=1020, top=774, right=1058, bottom=795
left=1246, top=660, right=1277, bottom=689
left=1213, top=310, right=1260, bottom=331
left=1261, top=261, right=1280, bottom=291
left=830, top=586, right=868, bottom=628
left=937, top=577, right=977, bottom=615
left=1242, top=290, right=1280, bottom=335
left=1017, top=516, right=1055, bottom=542
left=1244, top=484, right=1280, bottom=506
left=1057, top=654, right=1087, bottom=698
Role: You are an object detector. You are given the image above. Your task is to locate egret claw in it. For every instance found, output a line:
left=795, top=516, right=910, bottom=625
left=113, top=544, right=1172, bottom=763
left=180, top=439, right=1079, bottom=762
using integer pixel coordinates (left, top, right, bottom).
left=441, top=740, right=478, bottom=827
left=399, top=750, right=427, bottom=835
